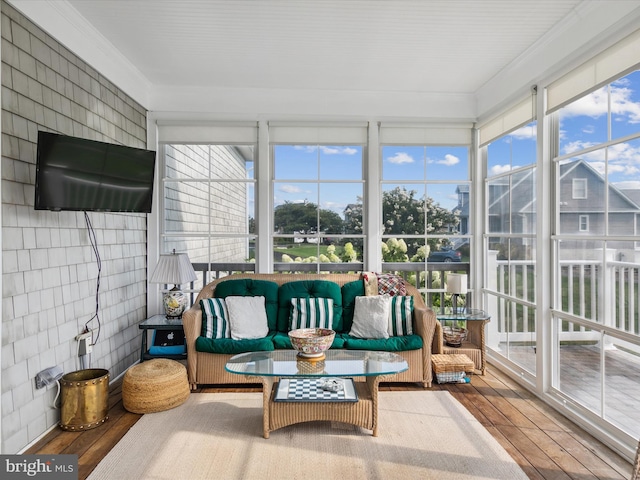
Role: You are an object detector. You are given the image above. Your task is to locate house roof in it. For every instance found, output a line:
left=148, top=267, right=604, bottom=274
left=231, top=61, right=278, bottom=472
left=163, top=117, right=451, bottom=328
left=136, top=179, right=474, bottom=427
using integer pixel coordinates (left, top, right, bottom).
left=8, top=0, right=640, bottom=118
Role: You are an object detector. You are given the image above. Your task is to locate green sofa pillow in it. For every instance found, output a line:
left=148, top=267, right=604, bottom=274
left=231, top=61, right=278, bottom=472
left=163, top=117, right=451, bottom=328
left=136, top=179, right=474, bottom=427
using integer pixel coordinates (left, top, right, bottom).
left=277, top=280, right=343, bottom=332
left=214, top=279, right=279, bottom=331
left=341, top=280, right=364, bottom=333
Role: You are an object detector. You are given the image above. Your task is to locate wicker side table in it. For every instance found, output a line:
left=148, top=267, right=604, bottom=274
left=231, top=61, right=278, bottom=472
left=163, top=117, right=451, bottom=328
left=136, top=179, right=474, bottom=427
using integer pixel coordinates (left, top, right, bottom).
left=437, top=309, right=490, bottom=374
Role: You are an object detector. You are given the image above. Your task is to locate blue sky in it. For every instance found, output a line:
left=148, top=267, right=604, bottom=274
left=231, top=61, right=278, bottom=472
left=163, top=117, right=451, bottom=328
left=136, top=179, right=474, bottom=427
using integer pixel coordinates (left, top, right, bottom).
left=274, top=144, right=470, bottom=217
left=488, top=69, right=640, bottom=189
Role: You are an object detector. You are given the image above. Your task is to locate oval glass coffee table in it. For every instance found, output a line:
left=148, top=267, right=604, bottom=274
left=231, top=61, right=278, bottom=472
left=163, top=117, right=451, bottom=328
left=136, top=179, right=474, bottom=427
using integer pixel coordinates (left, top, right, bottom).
left=225, top=350, right=408, bottom=438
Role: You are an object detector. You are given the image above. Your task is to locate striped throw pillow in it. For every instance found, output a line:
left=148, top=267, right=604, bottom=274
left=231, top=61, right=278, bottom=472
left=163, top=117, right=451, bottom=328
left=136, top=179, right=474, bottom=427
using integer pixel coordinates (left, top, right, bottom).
left=290, top=297, right=334, bottom=330
left=200, top=298, right=230, bottom=339
left=388, top=295, right=414, bottom=336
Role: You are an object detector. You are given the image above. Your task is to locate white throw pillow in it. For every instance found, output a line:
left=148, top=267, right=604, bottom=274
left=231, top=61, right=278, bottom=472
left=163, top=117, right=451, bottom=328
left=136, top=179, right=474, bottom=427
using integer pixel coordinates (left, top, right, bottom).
left=225, top=296, right=269, bottom=340
left=349, top=295, right=391, bottom=339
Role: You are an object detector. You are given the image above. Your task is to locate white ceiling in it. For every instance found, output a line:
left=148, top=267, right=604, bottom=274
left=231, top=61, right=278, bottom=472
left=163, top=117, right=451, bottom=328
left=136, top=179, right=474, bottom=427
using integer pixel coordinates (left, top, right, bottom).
left=9, top=0, right=640, bottom=120
left=67, top=0, right=583, bottom=94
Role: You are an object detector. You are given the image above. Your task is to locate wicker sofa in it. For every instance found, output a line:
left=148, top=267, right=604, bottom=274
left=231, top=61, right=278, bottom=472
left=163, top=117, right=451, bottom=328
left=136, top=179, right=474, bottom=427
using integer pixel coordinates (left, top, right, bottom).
left=182, top=273, right=439, bottom=390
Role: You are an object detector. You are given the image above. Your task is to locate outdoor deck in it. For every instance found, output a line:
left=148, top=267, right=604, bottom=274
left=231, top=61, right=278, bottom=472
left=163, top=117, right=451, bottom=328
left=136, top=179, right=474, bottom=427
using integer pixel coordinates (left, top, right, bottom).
left=506, top=342, right=640, bottom=439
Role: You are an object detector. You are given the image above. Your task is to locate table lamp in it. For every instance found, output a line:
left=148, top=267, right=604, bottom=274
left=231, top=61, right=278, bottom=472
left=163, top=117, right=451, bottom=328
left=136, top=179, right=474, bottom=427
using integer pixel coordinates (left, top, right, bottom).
left=150, top=250, right=197, bottom=318
left=446, top=273, right=468, bottom=315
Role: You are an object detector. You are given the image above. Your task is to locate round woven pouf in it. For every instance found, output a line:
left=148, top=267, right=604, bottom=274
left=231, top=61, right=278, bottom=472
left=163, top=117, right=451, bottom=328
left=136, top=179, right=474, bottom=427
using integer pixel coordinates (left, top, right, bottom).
left=122, top=359, right=190, bottom=414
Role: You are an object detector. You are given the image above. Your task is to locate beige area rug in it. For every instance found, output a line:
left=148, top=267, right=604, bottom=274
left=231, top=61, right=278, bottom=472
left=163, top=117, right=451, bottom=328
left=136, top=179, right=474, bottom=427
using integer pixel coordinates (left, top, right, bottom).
left=88, top=391, right=528, bottom=480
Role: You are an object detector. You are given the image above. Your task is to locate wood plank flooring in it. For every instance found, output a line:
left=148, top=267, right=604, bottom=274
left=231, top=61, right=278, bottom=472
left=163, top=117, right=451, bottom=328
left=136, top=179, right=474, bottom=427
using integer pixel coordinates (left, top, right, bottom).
left=26, top=365, right=633, bottom=480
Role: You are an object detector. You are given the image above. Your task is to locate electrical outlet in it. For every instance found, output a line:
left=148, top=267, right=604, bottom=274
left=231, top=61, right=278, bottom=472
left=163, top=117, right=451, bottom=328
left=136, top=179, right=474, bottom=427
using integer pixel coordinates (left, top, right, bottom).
left=76, top=331, right=92, bottom=341
left=35, top=366, right=63, bottom=389
left=77, top=330, right=94, bottom=356
left=78, top=337, right=92, bottom=356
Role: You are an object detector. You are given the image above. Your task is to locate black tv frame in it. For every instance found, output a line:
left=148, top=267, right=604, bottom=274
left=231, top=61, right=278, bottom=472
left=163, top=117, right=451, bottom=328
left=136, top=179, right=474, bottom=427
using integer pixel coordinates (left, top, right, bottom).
left=34, top=131, right=156, bottom=213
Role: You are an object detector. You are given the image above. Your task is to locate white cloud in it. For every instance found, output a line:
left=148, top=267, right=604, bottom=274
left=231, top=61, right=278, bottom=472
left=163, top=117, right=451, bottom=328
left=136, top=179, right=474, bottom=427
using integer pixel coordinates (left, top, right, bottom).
left=294, top=146, right=317, bottom=153
left=279, top=184, right=303, bottom=194
left=561, top=140, right=598, bottom=156
left=293, top=146, right=358, bottom=155
left=615, top=180, right=640, bottom=189
left=567, top=142, right=640, bottom=178
left=560, top=84, right=640, bottom=124
left=608, top=140, right=640, bottom=161
left=435, top=154, right=460, bottom=166
left=321, top=146, right=357, bottom=155
left=587, top=161, right=606, bottom=175
left=611, top=85, right=640, bottom=123
left=322, top=201, right=346, bottom=214
left=510, top=124, right=536, bottom=140
left=608, top=142, right=640, bottom=177
left=387, top=152, right=414, bottom=164
left=560, top=86, right=608, bottom=119
left=489, top=164, right=513, bottom=175
left=607, top=163, right=628, bottom=175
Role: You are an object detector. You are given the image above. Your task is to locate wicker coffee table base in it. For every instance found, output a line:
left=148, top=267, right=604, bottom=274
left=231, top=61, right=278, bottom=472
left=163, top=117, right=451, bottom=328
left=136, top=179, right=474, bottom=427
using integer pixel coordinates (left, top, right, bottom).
left=257, top=376, right=386, bottom=439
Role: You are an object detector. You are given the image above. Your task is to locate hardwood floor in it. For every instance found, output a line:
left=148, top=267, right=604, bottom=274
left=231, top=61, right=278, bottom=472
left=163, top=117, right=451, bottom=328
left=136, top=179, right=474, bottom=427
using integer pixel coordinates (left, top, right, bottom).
left=26, top=365, right=633, bottom=480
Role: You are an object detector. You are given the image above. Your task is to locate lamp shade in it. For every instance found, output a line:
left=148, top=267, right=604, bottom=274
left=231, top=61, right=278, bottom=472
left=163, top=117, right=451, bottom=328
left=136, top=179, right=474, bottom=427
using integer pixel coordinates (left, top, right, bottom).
left=150, top=251, right=197, bottom=318
left=446, top=273, right=468, bottom=295
left=150, top=251, right=197, bottom=286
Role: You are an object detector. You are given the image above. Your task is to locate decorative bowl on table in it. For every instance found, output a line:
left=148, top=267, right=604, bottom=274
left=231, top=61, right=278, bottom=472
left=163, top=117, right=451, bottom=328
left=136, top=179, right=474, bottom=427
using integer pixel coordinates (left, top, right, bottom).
left=288, top=328, right=335, bottom=359
left=443, top=326, right=468, bottom=348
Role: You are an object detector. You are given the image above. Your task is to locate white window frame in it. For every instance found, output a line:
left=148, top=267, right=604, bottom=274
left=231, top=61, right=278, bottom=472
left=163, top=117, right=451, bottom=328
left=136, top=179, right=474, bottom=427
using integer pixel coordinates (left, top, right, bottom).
left=579, top=214, right=589, bottom=232
left=269, top=122, right=368, bottom=273
left=572, top=178, right=587, bottom=199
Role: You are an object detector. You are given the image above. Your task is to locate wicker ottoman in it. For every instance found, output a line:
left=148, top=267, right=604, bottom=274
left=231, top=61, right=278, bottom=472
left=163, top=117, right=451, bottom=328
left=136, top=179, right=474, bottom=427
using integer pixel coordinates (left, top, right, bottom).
left=123, top=359, right=190, bottom=413
left=432, top=354, right=475, bottom=384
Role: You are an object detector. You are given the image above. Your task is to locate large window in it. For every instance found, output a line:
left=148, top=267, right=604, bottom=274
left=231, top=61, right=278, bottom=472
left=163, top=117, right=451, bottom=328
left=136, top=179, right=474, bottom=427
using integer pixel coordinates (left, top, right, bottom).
left=381, top=144, right=470, bottom=309
left=272, top=144, right=364, bottom=272
left=484, top=120, right=537, bottom=375
left=160, top=143, right=256, bottom=289
left=553, top=69, right=640, bottom=438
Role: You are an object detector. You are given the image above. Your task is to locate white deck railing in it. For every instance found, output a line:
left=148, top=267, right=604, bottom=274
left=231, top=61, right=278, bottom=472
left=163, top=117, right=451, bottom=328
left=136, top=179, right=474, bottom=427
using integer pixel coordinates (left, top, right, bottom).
left=488, top=256, right=640, bottom=352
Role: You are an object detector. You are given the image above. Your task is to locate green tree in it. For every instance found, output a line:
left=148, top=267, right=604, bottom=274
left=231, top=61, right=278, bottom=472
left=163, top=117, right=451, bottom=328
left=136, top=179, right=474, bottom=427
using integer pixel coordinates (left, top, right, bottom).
left=274, top=201, right=344, bottom=240
left=346, top=187, right=460, bottom=258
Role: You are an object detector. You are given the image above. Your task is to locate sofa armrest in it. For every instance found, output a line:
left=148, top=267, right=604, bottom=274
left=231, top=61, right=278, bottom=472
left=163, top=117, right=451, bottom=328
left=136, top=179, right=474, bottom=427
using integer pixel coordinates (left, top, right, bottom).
left=182, top=303, right=201, bottom=389
left=412, top=304, right=437, bottom=386
left=432, top=320, right=444, bottom=354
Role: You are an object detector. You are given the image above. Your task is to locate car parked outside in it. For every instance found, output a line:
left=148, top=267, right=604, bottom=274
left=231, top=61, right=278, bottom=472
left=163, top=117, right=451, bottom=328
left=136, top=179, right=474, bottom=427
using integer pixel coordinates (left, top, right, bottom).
left=428, top=247, right=462, bottom=262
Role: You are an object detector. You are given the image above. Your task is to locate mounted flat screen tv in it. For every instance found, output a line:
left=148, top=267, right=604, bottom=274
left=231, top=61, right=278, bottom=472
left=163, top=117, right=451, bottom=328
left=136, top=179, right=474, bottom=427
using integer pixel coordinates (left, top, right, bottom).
left=35, top=131, right=156, bottom=212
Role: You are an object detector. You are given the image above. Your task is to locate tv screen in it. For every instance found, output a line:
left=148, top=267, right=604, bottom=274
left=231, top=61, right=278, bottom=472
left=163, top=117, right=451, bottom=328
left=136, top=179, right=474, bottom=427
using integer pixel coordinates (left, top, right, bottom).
left=35, top=131, right=156, bottom=213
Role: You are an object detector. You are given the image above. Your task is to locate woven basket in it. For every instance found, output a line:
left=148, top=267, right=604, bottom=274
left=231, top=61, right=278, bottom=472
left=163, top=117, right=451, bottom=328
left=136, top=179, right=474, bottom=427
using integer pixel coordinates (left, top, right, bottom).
left=432, top=354, right=474, bottom=383
left=443, top=326, right=467, bottom=347
left=123, top=359, right=190, bottom=414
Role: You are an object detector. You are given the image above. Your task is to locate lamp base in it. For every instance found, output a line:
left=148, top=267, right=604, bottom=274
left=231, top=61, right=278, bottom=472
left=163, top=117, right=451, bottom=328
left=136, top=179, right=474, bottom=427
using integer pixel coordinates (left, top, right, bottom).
left=162, top=286, right=188, bottom=319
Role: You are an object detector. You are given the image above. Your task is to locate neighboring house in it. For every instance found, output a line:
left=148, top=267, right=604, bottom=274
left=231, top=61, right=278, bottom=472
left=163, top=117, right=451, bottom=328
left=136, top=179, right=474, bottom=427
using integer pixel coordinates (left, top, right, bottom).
left=454, top=159, right=640, bottom=252
left=559, top=160, right=640, bottom=255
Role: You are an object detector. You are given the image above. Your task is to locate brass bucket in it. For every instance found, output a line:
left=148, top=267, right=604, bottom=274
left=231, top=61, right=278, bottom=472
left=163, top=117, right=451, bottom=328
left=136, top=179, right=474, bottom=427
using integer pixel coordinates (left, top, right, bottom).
left=59, top=369, right=110, bottom=431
